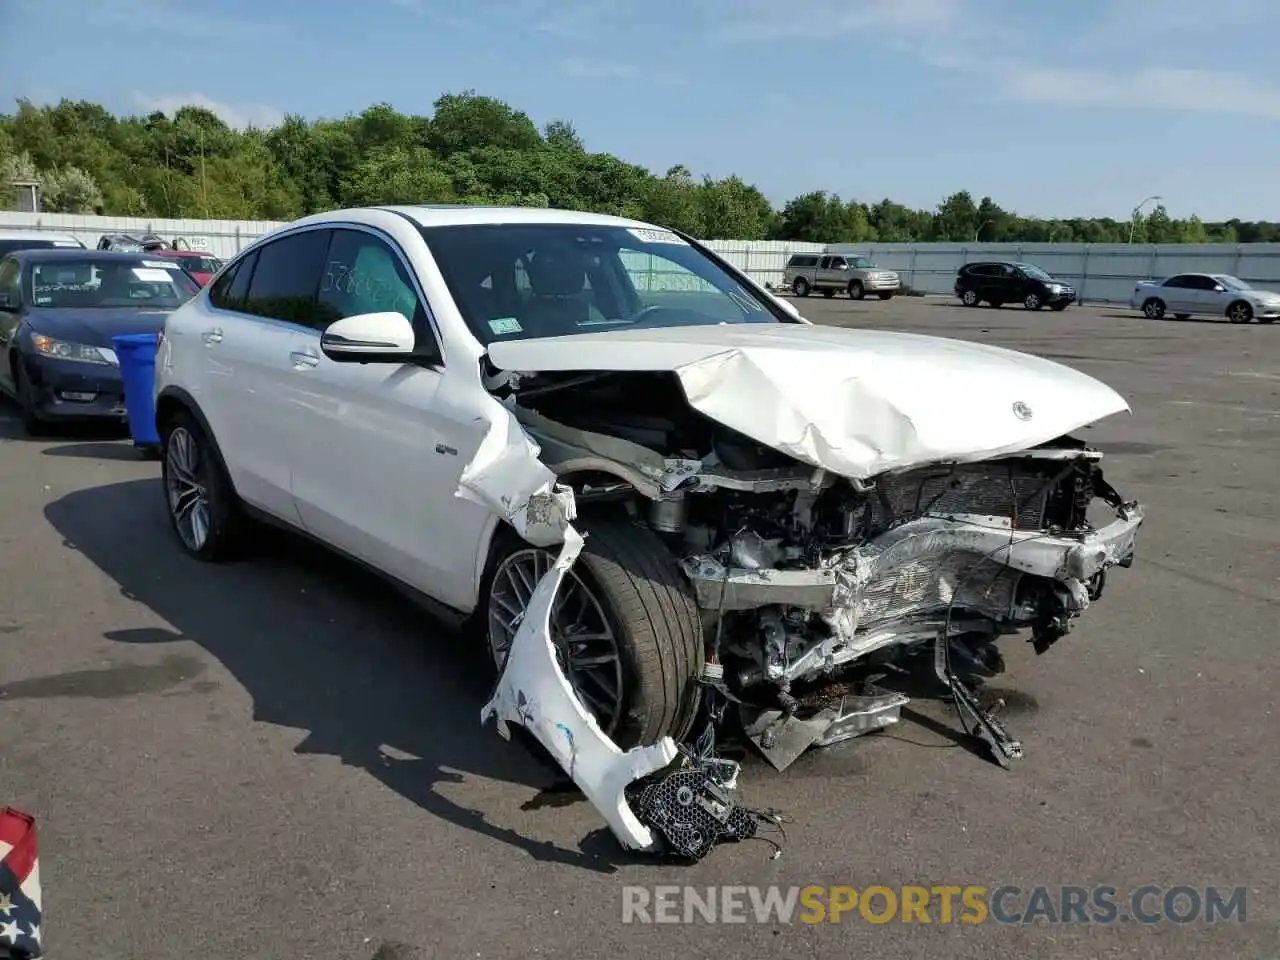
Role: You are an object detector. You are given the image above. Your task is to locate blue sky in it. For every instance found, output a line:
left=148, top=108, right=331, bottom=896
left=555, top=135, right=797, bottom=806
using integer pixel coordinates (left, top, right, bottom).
left=3, top=0, right=1279, bottom=221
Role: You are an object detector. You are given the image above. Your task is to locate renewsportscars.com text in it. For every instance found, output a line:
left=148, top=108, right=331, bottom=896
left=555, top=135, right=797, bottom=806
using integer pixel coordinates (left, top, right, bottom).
left=621, top=885, right=1248, bottom=925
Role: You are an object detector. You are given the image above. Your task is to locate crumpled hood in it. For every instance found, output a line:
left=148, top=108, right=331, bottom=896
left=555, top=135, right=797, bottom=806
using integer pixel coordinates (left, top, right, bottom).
left=487, top=323, right=1131, bottom=479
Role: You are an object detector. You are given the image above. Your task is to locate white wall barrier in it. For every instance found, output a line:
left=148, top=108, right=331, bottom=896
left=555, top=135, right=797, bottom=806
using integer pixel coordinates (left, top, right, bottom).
left=5, top=211, right=1279, bottom=303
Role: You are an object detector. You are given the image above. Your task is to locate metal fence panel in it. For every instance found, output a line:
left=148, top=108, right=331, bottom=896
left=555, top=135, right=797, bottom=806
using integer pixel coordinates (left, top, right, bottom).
left=5, top=211, right=1280, bottom=304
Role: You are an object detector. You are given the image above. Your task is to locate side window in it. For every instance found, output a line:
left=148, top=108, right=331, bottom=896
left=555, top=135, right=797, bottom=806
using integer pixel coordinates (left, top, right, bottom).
left=0, top=257, right=20, bottom=305
left=315, top=228, right=425, bottom=330
left=1162, top=275, right=1188, bottom=288
left=208, top=251, right=258, bottom=312
left=829, top=257, right=846, bottom=269
left=818, top=256, right=832, bottom=269
left=243, top=230, right=330, bottom=326
left=1187, top=275, right=1217, bottom=290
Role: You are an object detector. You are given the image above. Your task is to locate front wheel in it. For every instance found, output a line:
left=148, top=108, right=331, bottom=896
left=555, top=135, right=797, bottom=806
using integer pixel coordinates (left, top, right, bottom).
left=13, top=360, right=45, bottom=436
left=848, top=280, right=865, bottom=300
left=1142, top=297, right=1166, bottom=319
left=1024, top=293, right=1043, bottom=311
left=961, top=289, right=979, bottom=307
left=480, top=517, right=704, bottom=749
left=159, top=410, right=250, bottom=561
left=1227, top=300, right=1253, bottom=324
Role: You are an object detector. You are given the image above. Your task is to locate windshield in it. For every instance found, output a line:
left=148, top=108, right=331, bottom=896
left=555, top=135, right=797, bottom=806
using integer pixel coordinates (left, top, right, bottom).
left=1014, top=262, right=1053, bottom=281
left=180, top=255, right=223, bottom=273
left=851, top=257, right=875, bottom=268
left=419, top=223, right=781, bottom=345
left=27, top=258, right=199, bottom=309
left=1217, top=275, right=1252, bottom=291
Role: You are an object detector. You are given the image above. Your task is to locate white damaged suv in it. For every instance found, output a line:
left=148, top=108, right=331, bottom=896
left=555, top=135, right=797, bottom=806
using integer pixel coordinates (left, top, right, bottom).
left=154, top=206, right=1143, bottom=852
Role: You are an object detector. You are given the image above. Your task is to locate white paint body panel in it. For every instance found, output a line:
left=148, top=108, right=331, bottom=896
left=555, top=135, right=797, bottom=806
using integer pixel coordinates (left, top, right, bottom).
left=489, top=323, right=1131, bottom=480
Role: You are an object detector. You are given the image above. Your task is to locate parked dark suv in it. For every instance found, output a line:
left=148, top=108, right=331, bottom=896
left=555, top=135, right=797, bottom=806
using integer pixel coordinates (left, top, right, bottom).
left=955, top=261, right=1076, bottom=311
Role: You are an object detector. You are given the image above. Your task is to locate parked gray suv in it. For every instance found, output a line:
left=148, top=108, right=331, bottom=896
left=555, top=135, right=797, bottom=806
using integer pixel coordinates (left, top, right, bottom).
left=783, top=253, right=900, bottom=300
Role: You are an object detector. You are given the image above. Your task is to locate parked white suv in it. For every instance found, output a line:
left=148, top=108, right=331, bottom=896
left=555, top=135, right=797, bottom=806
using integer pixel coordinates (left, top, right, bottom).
left=154, top=205, right=1143, bottom=851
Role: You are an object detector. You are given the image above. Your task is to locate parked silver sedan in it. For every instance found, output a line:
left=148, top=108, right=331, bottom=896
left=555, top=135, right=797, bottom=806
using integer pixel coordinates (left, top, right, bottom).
left=1130, top=272, right=1280, bottom=323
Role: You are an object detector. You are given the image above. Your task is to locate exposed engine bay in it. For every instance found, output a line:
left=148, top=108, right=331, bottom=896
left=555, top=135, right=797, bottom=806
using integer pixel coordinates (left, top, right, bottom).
left=497, top=367, right=1142, bottom=768
left=473, top=347, right=1143, bottom=862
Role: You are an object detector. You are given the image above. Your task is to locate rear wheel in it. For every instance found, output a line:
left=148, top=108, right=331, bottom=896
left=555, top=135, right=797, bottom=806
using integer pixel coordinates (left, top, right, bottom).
left=1142, top=297, right=1166, bottom=319
left=1227, top=300, right=1253, bottom=324
left=481, top=516, right=704, bottom=749
left=159, top=409, right=250, bottom=561
left=792, top=277, right=810, bottom=297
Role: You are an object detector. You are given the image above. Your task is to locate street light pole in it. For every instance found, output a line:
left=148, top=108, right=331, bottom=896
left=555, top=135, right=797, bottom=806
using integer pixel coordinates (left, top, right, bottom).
left=1128, top=195, right=1162, bottom=244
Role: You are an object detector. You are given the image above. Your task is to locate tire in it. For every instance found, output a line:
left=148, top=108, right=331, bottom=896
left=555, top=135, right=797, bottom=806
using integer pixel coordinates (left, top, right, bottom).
left=12, top=359, right=45, bottom=436
left=1142, top=297, right=1166, bottom=319
left=961, top=289, right=979, bottom=307
left=1024, top=293, right=1043, bottom=311
left=848, top=280, right=865, bottom=300
left=158, top=409, right=250, bottom=562
left=1174, top=313, right=1190, bottom=320
left=792, top=277, right=810, bottom=297
left=1227, top=300, right=1253, bottom=324
left=822, top=288, right=835, bottom=299
left=877, top=292, right=893, bottom=301
left=479, top=516, right=704, bottom=750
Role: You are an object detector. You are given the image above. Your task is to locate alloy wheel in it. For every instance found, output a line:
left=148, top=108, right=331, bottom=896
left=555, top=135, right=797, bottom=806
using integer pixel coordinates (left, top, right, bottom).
left=487, top=548, right=625, bottom=735
left=165, top=426, right=212, bottom=551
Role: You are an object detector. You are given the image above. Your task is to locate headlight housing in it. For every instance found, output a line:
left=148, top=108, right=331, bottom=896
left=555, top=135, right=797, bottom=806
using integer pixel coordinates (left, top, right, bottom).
left=30, top=332, right=112, bottom=365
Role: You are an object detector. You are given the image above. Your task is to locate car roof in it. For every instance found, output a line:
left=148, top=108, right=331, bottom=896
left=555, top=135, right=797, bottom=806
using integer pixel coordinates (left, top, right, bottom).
left=283, top=204, right=659, bottom=232
left=0, top=229, right=82, bottom=242
left=8, top=248, right=178, bottom=264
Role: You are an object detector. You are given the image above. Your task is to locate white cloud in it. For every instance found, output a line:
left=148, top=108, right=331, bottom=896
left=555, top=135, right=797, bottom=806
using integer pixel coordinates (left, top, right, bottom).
left=130, top=92, right=286, bottom=130
left=711, top=0, right=960, bottom=43
left=999, top=66, right=1280, bottom=119
left=559, top=59, right=684, bottom=84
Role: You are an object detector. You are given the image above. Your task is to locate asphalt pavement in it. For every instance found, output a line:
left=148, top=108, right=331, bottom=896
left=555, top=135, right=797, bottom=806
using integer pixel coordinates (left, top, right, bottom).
left=1, top=296, right=1277, bottom=958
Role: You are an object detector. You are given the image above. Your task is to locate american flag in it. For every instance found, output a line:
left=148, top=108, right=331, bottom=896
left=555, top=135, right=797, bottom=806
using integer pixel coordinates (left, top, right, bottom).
left=0, top=808, right=42, bottom=959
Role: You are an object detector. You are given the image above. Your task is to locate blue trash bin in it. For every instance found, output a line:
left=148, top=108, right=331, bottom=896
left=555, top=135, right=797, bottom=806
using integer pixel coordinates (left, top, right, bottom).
left=112, top=333, right=161, bottom=450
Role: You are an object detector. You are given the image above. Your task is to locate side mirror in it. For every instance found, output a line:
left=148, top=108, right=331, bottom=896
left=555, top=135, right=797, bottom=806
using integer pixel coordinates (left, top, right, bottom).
left=320, top=311, right=417, bottom=363
left=1213, top=285, right=1225, bottom=292
left=773, top=296, right=809, bottom=323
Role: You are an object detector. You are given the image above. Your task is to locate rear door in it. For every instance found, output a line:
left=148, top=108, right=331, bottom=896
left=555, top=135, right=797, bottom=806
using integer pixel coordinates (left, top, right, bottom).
left=211, top=227, right=332, bottom=521
left=1159, top=275, right=1193, bottom=312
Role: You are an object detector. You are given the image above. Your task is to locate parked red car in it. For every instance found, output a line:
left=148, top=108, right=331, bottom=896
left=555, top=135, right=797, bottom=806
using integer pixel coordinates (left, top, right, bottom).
left=151, top=249, right=224, bottom=287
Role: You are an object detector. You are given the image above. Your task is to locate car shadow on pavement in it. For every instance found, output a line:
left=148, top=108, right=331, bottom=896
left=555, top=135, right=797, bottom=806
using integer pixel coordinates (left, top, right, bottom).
left=44, top=477, right=631, bottom=874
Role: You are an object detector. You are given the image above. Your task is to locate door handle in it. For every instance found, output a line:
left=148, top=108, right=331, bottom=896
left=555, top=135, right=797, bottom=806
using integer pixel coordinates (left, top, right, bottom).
left=290, top=351, right=319, bottom=368
left=202, top=328, right=223, bottom=344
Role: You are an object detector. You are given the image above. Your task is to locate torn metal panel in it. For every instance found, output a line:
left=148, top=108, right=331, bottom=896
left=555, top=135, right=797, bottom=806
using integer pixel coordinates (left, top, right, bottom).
left=461, top=400, right=679, bottom=852
left=480, top=528, right=679, bottom=851
left=487, top=324, right=1132, bottom=480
